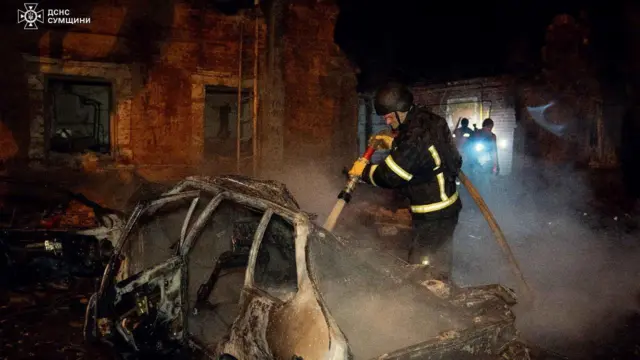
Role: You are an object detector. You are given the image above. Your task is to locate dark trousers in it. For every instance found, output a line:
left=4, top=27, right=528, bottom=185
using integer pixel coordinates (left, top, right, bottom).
left=407, top=212, right=460, bottom=277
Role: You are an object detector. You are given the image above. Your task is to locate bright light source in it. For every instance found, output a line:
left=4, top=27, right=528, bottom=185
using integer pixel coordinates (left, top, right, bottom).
left=474, top=143, right=485, bottom=152
left=498, top=139, right=508, bottom=149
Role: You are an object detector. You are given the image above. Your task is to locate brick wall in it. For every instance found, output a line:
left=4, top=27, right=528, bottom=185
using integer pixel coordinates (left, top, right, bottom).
left=412, top=76, right=518, bottom=175
left=2, top=1, right=264, bottom=176
left=283, top=1, right=358, bottom=170
left=2, top=0, right=358, bottom=181
left=412, top=75, right=616, bottom=171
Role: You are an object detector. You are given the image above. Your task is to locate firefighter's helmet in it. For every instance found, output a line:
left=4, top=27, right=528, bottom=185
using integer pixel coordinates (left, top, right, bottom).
left=374, top=82, right=414, bottom=116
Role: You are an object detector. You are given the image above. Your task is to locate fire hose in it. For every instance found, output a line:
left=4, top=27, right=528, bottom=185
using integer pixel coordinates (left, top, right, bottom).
left=323, top=146, right=376, bottom=232
left=324, top=145, right=533, bottom=300
left=458, top=170, right=533, bottom=299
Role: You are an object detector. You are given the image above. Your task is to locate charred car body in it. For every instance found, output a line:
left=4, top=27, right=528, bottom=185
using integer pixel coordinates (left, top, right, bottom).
left=85, top=175, right=563, bottom=360
left=0, top=177, right=124, bottom=283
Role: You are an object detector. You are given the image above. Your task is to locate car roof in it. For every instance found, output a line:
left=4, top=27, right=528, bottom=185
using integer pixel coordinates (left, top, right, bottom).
left=179, top=175, right=302, bottom=213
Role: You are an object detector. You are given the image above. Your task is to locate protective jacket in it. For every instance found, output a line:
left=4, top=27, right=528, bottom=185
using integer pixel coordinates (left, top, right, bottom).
left=469, top=129, right=499, bottom=172
left=362, top=106, right=462, bottom=219
left=453, top=126, right=474, bottom=150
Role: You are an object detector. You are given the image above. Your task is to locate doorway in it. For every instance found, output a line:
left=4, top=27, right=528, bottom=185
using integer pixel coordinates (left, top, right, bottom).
left=204, top=86, right=252, bottom=165
left=446, top=97, right=482, bottom=131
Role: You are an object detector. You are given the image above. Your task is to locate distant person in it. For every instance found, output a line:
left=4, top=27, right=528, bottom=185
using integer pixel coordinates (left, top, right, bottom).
left=453, top=117, right=473, bottom=150
left=453, top=118, right=474, bottom=173
left=468, top=118, right=499, bottom=195
left=347, top=82, right=462, bottom=279
left=471, top=118, right=500, bottom=174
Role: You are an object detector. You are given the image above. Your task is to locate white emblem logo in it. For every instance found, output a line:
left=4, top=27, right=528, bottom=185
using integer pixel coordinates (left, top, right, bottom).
left=17, top=3, right=44, bottom=30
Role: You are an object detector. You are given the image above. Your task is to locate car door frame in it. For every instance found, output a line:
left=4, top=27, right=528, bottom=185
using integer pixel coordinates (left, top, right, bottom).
left=93, top=190, right=206, bottom=351
left=175, top=190, right=270, bottom=355
left=229, top=210, right=350, bottom=360
left=219, top=204, right=318, bottom=360
left=175, top=188, right=302, bottom=359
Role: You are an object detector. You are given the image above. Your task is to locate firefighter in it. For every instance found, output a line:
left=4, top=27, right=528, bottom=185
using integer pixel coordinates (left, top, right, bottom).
left=467, top=118, right=499, bottom=196
left=453, top=117, right=474, bottom=150
left=453, top=117, right=474, bottom=174
left=469, top=118, right=500, bottom=173
left=348, top=82, right=462, bottom=278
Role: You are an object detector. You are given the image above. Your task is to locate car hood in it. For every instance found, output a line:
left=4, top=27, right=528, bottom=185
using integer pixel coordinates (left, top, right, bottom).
left=306, top=226, right=472, bottom=359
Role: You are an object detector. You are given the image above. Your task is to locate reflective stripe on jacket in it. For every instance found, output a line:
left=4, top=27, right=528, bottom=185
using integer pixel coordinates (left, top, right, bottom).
left=362, top=106, right=462, bottom=215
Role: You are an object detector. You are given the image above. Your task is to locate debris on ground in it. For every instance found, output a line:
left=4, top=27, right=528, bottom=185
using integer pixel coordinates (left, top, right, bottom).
left=0, top=278, right=111, bottom=360
left=0, top=170, right=638, bottom=359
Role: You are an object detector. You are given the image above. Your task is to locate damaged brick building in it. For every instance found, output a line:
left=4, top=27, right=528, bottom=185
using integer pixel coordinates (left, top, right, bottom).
left=0, top=0, right=358, bottom=183
left=1, top=0, right=631, bottom=205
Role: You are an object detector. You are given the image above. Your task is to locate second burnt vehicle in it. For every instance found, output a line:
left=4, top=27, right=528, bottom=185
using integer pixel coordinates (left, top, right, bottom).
left=85, top=175, right=565, bottom=360
left=0, top=176, right=124, bottom=284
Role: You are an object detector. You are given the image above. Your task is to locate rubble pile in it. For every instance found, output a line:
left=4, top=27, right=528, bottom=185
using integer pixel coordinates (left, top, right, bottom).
left=357, top=202, right=412, bottom=238
left=58, top=200, right=98, bottom=228
left=348, top=201, right=411, bottom=228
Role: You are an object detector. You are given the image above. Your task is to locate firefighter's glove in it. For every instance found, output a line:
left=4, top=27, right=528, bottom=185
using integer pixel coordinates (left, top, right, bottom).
left=368, top=131, right=394, bottom=150
left=348, top=158, right=368, bottom=178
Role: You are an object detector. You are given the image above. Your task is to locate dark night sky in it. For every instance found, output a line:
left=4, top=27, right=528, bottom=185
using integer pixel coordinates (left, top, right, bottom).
left=334, top=0, right=624, bottom=91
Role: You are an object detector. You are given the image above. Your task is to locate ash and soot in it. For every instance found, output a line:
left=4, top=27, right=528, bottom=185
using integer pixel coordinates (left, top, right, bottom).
left=273, top=154, right=640, bottom=359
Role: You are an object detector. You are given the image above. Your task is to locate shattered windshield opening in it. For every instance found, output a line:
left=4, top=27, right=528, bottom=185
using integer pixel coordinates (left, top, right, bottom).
left=121, top=195, right=212, bottom=277
left=306, top=227, right=470, bottom=359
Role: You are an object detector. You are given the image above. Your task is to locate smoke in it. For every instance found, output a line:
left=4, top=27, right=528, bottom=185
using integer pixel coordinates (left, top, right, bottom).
left=454, top=157, right=640, bottom=358
left=307, top=225, right=471, bottom=360
left=271, top=160, right=463, bottom=358
left=264, top=158, right=398, bottom=250
left=259, top=159, right=351, bottom=224
left=526, top=102, right=569, bottom=137
left=268, top=154, right=640, bottom=359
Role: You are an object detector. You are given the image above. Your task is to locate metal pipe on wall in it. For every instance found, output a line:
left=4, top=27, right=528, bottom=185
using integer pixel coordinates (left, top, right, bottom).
left=479, top=84, right=484, bottom=121
left=236, top=21, right=244, bottom=174
left=252, top=1, right=259, bottom=177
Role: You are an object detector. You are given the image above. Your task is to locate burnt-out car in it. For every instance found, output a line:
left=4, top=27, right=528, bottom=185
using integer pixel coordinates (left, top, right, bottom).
left=0, top=176, right=124, bottom=282
left=85, top=175, right=563, bottom=360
